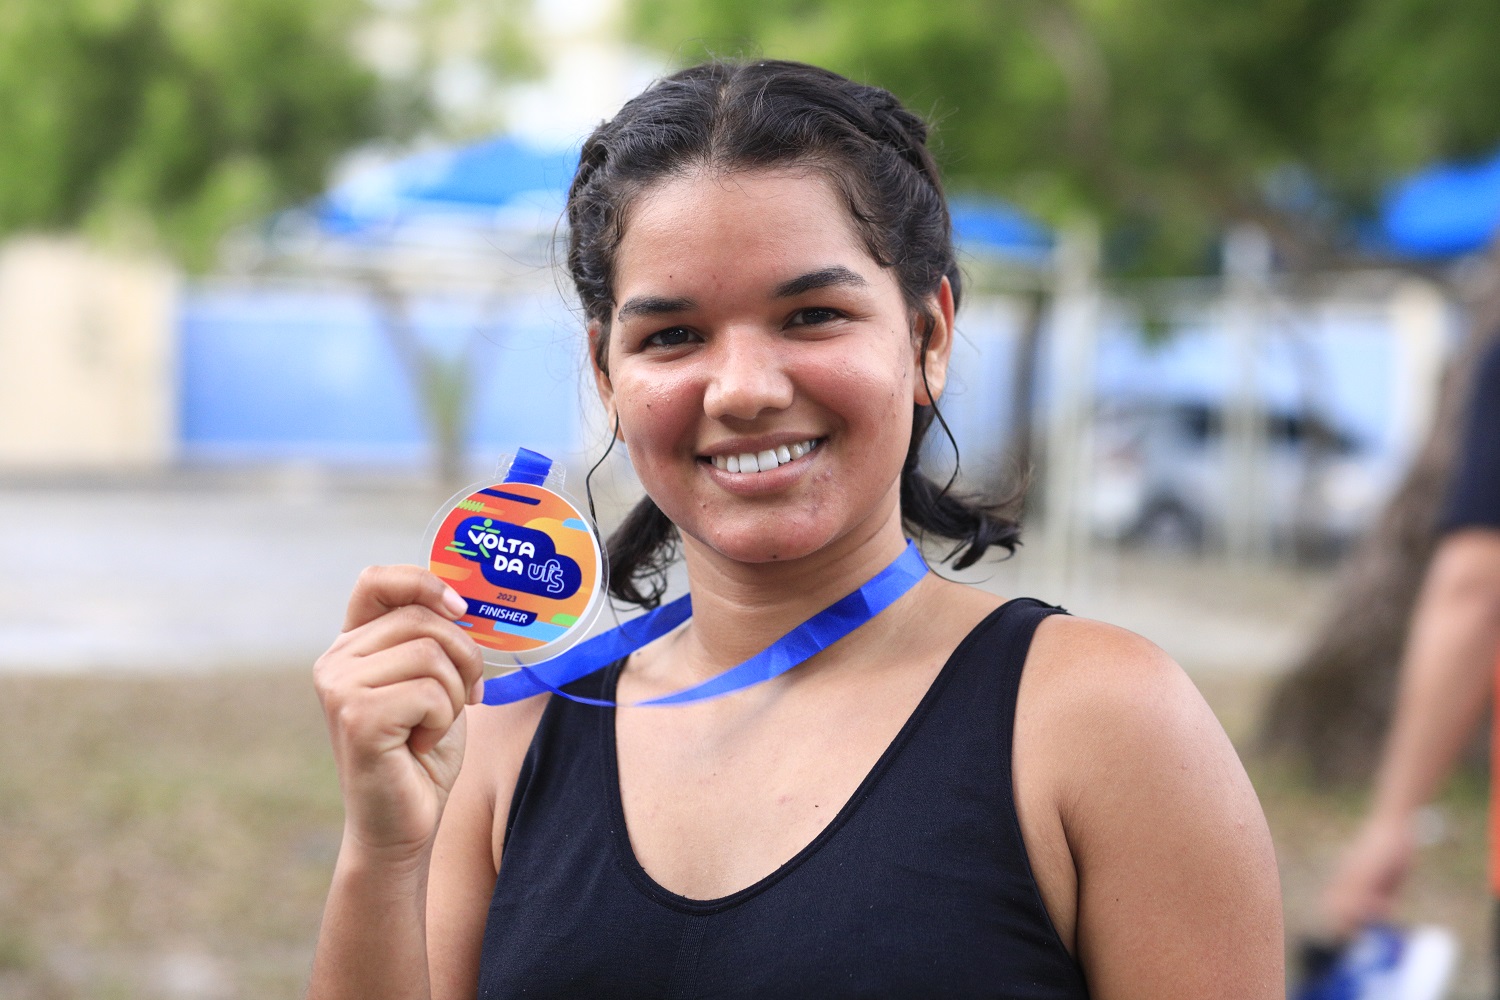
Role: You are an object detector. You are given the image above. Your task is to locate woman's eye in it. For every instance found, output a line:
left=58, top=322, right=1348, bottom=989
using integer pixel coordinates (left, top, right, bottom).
left=642, top=327, right=696, bottom=348
left=790, top=307, right=843, bottom=326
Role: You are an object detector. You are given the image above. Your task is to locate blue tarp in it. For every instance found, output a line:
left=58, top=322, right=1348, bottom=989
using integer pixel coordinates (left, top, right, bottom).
left=179, top=288, right=584, bottom=464
left=1377, top=146, right=1500, bottom=259
left=950, top=197, right=1053, bottom=263
left=316, top=136, right=579, bottom=234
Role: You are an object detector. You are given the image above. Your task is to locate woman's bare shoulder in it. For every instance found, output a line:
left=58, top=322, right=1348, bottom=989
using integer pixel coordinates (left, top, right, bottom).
left=1019, top=614, right=1284, bottom=996
left=1018, top=613, right=1207, bottom=737
left=1020, top=613, right=1250, bottom=823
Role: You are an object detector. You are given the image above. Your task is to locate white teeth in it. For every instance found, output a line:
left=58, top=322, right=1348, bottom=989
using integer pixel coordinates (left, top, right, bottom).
left=714, top=438, right=820, bottom=475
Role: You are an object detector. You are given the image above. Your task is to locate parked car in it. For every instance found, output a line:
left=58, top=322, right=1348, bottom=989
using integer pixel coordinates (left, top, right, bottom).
left=1087, top=397, right=1386, bottom=554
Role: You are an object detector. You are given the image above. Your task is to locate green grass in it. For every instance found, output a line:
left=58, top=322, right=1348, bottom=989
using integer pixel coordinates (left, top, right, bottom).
left=0, top=669, right=1492, bottom=998
left=0, top=670, right=341, bottom=999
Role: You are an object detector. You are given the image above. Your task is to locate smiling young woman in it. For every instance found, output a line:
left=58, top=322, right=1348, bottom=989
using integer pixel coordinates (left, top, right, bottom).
left=307, top=61, right=1284, bottom=1000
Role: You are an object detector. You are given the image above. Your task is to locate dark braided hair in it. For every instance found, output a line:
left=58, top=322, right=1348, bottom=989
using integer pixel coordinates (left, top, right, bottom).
left=569, top=59, right=1023, bottom=607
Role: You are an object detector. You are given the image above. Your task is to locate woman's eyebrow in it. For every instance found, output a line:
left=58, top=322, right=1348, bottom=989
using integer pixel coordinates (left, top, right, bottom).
left=773, top=265, right=869, bottom=298
left=616, top=295, right=695, bottom=321
left=616, top=266, right=867, bottom=320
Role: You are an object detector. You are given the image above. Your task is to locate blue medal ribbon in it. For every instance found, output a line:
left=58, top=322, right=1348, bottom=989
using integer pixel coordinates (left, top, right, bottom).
left=503, top=447, right=554, bottom=486
left=481, top=539, right=929, bottom=708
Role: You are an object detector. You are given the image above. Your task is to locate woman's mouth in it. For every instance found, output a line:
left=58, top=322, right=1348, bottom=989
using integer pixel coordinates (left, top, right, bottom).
left=707, top=438, right=823, bottom=474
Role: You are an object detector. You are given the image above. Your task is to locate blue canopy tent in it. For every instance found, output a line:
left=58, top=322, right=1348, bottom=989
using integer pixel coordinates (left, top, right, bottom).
left=314, top=135, right=580, bottom=238
left=1376, top=146, right=1500, bottom=259
left=314, top=134, right=1053, bottom=259
left=949, top=196, right=1053, bottom=265
left=185, top=136, right=589, bottom=465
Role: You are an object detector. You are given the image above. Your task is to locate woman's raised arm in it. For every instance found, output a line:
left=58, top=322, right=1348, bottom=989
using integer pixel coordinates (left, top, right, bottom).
left=307, top=565, right=485, bottom=1000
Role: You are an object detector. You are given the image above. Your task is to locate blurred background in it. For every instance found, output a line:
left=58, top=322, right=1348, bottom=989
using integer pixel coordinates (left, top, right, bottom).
left=3, top=0, right=1500, bottom=995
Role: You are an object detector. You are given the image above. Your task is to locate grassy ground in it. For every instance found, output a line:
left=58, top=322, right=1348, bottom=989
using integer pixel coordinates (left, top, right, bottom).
left=0, top=671, right=340, bottom=999
left=0, top=668, right=1492, bottom=999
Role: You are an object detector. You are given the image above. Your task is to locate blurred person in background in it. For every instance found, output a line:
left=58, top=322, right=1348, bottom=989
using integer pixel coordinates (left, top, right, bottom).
left=1320, top=336, right=1500, bottom=978
left=307, top=60, right=1282, bottom=999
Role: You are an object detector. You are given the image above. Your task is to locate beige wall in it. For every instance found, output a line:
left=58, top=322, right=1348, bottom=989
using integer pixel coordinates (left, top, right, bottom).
left=0, top=237, right=177, bottom=468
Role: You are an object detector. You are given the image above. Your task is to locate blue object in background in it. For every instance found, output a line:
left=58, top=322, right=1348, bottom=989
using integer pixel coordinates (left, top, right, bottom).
left=179, top=286, right=584, bottom=464
left=316, top=135, right=580, bottom=235
left=1378, top=145, right=1500, bottom=258
left=1293, top=924, right=1457, bottom=1000
left=316, top=133, right=1054, bottom=258
left=950, top=197, right=1054, bottom=263
left=931, top=299, right=1403, bottom=484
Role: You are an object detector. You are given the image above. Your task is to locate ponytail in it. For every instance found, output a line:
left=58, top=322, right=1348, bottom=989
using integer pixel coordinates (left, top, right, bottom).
left=605, top=495, right=679, bottom=609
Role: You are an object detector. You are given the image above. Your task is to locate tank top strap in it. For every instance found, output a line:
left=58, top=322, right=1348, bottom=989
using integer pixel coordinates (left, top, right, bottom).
left=942, top=596, right=1068, bottom=736
left=501, top=656, right=617, bottom=849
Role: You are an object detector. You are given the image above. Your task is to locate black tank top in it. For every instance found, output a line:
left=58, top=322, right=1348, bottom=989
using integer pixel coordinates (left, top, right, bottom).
left=479, top=597, right=1090, bottom=999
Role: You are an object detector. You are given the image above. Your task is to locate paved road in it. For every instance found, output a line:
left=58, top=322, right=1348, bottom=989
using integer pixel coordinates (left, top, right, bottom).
left=0, top=469, right=463, bottom=672
left=0, top=468, right=1331, bottom=676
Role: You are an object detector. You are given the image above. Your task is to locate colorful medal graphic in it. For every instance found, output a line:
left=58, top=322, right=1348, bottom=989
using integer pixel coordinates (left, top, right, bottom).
left=423, top=450, right=604, bottom=669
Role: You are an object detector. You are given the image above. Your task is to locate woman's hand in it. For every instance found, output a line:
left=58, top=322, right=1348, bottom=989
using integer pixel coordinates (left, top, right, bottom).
left=314, top=565, right=485, bottom=860
left=1321, top=814, right=1417, bottom=940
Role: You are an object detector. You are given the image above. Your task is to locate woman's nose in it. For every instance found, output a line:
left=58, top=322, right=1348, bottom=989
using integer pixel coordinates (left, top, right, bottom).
left=702, top=330, right=795, bottom=422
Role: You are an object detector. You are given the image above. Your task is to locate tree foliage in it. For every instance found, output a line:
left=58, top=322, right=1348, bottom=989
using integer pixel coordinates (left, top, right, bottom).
left=0, top=0, right=392, bottom=268
left=630, top=0, right=1500, bottom=275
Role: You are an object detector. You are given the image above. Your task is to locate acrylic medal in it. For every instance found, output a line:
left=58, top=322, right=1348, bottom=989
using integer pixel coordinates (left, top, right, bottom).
left=422, top=450, right=605, bottom=671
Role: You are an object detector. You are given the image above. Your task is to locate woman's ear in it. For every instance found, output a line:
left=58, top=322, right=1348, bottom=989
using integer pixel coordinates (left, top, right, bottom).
left=913, top=276, right=956, bottom=406
left=588, top=321, right=622, bottom=437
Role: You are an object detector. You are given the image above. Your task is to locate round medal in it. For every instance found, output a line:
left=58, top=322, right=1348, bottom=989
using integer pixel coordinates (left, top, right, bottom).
left=422, top=450, right=605, bottom=670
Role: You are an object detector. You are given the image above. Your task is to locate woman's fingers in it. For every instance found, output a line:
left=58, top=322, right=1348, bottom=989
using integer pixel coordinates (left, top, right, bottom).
left=339, top=605, right=486, bottom=705
left=343, top=564, right=468, bottom=634
left=319, top=633, right=477, bottom=741
left=333, top=674, right=460, bottom=765
left=1321, top=818, right=1415, bottom=939
left=328, top=661, right=458, bottom=752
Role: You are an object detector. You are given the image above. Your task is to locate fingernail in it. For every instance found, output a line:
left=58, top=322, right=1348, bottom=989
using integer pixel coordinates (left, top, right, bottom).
left=442, top=587, right=468, bottom=617
left=469, top=678, right=485, bottom=705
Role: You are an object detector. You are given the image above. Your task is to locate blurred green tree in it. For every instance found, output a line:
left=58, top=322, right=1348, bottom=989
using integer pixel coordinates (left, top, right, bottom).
left=633, top=0, right=1500, bottom=273
left=631, top=0, right=1500, bottom=781
left=0, top=0, right=394, bottom=270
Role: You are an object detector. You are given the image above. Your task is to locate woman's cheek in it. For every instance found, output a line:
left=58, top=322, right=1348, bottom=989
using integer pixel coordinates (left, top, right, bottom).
left=809, top=354, right=910, bottom=438
left=614, top=369, right=701, bottom=471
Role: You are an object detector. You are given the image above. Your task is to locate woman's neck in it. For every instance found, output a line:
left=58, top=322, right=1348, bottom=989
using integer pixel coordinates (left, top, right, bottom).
left=670, top=514, right=914, bottom=679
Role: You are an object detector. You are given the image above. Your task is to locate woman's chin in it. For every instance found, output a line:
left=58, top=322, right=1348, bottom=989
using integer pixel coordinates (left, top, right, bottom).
left=685, top=523, right=837, bottom=567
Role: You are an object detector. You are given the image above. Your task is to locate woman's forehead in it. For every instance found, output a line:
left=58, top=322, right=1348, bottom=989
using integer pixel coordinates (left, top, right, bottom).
left=613, top=168, right=877, bottom=294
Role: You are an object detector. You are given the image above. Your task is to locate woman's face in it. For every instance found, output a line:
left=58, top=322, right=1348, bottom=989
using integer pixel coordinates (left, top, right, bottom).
left=596, top=168, right=952, bottom=566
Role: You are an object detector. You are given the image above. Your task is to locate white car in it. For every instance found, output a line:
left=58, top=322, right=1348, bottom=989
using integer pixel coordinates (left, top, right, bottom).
left=1087, top=398, right=1387, bottom=554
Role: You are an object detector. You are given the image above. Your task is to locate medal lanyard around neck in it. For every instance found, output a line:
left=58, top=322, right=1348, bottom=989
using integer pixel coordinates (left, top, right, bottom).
left=481, top=540, right=929, bottom=708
